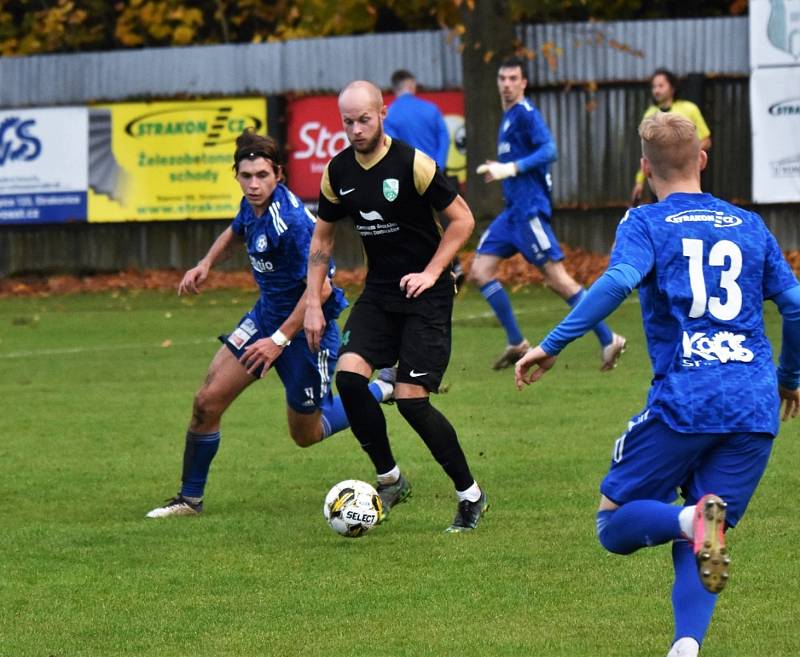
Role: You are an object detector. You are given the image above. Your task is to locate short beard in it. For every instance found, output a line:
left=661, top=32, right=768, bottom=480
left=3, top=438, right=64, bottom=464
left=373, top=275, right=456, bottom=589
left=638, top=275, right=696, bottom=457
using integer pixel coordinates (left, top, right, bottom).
left=353, top=128, right=383, bottom=154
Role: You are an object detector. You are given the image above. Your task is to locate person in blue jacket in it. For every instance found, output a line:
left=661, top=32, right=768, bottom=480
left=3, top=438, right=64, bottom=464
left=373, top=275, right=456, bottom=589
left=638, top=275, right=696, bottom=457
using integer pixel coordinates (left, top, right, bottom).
left=384, top=69, right=450, bottom=171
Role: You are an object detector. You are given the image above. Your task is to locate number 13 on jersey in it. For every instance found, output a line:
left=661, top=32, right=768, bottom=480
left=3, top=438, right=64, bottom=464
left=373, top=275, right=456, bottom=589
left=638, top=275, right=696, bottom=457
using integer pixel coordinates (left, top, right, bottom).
left=682, top=238, right=743, bottom=321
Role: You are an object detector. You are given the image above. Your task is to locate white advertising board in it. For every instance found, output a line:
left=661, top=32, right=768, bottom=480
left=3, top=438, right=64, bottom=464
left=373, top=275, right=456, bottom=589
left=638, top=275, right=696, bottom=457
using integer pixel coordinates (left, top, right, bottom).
left=751, top=67, right=800, bottom=202
left=0, top=106, right=88, bottom=224
left=750, top=0, right=800, bottom=67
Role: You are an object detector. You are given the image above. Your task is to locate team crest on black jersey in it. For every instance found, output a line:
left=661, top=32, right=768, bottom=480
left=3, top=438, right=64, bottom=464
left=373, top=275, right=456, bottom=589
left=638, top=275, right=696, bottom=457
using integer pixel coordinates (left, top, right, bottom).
left=382, top=178, right=399, bottom=202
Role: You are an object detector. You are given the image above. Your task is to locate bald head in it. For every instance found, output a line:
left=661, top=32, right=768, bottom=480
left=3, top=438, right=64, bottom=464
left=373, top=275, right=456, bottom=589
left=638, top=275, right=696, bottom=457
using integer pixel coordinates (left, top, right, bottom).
left=639, top=112, right=702, bottom=181
left=338, top=80, right=387, bottom=155
left=338, top=80, right=384, bottom=114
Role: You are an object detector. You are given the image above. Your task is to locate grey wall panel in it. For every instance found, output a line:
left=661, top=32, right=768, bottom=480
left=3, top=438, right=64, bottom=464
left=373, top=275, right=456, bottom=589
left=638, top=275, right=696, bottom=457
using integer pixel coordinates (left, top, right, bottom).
left=519, top=17, right=747, bottom=87
left=0, top=19, right=748, bottom=108
left=0, top=31, right=457, bottom=107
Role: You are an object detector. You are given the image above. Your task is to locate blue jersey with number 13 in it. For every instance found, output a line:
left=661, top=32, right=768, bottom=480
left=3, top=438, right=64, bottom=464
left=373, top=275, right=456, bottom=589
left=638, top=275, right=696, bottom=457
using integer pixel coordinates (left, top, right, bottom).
left=610, top=192, right=798, bottom=435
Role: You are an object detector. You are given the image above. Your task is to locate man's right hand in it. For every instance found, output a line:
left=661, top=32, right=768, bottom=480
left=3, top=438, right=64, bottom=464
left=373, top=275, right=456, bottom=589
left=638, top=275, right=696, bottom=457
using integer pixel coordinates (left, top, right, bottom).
left=514, top=345, right=557, bottom=390
left=304, top=304, right=327, bottom=352
left=178, top=262, right=210, bottom=296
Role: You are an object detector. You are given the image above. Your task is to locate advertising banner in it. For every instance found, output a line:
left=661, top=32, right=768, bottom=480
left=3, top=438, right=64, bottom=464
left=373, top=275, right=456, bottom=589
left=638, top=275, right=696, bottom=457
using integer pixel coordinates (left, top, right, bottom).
left=88, top=98, right=266, bottom=222
left=0, top=107, right=88, bottom=225
left=286, top=92, right=465, bottom=201
left=750, top=0, right=800, bottom=68
left=751, top=68, right=800, bottom=203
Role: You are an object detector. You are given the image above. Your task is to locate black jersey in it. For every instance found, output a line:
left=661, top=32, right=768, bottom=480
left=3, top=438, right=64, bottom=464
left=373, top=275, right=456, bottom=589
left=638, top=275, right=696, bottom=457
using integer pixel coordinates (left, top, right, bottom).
left=317, top=137, right=457, bottom=290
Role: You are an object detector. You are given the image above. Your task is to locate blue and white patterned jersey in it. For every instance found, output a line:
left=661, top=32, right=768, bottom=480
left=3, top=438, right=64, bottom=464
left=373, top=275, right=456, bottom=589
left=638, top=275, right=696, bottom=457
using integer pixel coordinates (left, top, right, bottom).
left=610, top=192, right=798, bottom=435
left=230, top=183, right=346, bottom=331
left=498, top=100, right=554, bottom=220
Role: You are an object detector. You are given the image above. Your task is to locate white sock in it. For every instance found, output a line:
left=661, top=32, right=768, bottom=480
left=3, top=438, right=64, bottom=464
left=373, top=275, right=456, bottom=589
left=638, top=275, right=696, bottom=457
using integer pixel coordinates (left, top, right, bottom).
left=456, top=481, right=481, bottom=503
left=667, top=637, right=699, bottom=657
left=679, top=505, right=696, bottom=539
left=374, top=379, right=393, bottom=402
left=377, top=466, right=400, bottom=485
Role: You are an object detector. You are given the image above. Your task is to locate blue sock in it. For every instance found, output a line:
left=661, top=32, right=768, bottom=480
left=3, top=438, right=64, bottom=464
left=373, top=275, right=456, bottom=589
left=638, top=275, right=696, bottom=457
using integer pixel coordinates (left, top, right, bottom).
left=320, top=383, right=384, bottom=439
left=568, top=289, right=614, bottom=347
left=180, top=431, right=220, bottom=498
left=481, top=280, right=524, bottom=345
left=672, top=539, right=717, bottom=644
left=596, top=501, right=682, bottom=554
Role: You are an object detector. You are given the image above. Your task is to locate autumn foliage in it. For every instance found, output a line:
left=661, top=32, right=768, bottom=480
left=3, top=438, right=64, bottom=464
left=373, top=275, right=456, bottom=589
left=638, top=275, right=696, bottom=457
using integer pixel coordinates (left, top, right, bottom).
left=3, top=245, right=797, bottom=298
left=0, top=0, right=747, bottom=57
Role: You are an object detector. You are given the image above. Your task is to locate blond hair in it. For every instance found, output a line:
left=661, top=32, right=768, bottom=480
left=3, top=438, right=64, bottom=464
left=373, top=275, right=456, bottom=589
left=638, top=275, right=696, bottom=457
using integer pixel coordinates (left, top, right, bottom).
left=639, top=112, right=700, bottom=180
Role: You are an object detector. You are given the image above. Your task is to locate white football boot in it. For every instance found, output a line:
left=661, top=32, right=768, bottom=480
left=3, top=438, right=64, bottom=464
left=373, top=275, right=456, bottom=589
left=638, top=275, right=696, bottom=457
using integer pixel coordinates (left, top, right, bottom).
left=601, top=333, right=627, bottom=371
left=146, top=494, right=203, bottom=518
left=667, top=637, right=699, bottom=657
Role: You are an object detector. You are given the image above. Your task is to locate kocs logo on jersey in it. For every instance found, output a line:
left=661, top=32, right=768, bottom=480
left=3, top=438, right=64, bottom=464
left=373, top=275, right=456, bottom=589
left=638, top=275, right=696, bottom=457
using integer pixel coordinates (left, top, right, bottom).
left=0, top=117, right=42, bottom=166
left=682, top=331, right=754, bottom=365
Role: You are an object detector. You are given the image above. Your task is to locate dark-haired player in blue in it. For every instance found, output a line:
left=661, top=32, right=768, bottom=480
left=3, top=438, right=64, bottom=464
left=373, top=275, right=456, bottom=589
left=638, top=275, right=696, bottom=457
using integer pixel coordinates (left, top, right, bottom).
left=516, top=112, right=800, bottom=657
left=469, top=56, right=625, bottom=370
left=147, top=130, right=393, bottom=518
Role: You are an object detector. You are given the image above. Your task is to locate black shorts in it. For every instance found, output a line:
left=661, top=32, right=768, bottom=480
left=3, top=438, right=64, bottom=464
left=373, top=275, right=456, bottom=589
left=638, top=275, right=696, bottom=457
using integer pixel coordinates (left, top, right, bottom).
left=341, top=284, right=454, bottom=392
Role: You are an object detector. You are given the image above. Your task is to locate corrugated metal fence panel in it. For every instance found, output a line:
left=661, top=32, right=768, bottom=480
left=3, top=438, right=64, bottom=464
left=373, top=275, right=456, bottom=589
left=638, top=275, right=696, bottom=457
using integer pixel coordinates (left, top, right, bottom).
left=533, top=85, right=646, bottom=207
left=519, top=17, right=748, bottom=87
left=0, top=19, right=748, bottom=107
left=704, top=78, right=751, bottom=204
left=528, top=77, right=750, bottom=207
left=0, top=42, right=285, bottom=106
left=281, top=31, right=458, bottom=93
left=0, top=31, right=459, bottom=107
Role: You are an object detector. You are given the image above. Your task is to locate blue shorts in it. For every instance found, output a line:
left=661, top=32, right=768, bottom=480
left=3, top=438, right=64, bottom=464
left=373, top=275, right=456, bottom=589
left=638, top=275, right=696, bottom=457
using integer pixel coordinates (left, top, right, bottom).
left=600, top=411, right=774, bottom=527
left=476, top=209, right=564, bottom=268
left=220, top=309, right=339, bottom=414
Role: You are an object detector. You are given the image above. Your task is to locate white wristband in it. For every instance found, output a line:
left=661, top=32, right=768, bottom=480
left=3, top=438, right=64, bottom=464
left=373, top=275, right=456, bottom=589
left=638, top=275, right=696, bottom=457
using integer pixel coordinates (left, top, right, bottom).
left=270, top=329, right=291, bottom=347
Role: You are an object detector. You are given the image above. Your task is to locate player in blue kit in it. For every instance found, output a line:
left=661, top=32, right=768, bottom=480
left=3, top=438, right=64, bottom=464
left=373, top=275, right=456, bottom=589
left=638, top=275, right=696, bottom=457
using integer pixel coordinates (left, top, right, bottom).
left=469, top=56, right=625, bottom=370
left=515, top=112, right=800, bottom=657
left=147, top=129, right=394, bottom=518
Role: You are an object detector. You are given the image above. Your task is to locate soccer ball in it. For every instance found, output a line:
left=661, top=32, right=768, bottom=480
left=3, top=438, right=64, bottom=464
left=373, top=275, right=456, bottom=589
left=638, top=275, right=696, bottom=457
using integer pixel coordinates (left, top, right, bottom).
left=323, top=479, right=383, bottom=538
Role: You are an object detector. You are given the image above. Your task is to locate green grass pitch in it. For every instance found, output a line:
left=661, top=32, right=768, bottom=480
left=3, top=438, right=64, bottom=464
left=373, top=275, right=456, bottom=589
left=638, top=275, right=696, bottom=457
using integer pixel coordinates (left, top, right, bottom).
left=1, top=285, right=798, bottom=657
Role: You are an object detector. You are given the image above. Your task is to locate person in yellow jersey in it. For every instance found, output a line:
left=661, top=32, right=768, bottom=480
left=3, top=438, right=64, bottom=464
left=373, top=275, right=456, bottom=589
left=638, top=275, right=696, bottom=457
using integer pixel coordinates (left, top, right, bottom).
left=630, top=68, right=711, bottom=206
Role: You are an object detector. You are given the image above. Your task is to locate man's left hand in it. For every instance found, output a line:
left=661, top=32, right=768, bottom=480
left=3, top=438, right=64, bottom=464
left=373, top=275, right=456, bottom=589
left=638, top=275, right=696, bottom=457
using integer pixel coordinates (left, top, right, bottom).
left=400, top=271, right=437, bottom=298
left=240, top=338, right=284, bottom=377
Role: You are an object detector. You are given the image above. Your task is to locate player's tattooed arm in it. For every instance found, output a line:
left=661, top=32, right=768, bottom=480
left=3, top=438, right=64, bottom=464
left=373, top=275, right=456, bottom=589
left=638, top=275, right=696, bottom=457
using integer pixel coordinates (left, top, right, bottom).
left=308, top=248, right=331, bottom=267
left=305, top=219, right=337, bottom=351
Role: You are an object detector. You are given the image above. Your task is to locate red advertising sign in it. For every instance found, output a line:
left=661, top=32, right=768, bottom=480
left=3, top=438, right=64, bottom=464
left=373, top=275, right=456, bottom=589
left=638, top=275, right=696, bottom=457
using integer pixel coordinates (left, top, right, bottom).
left=285, top=92, right=465, bottom=201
